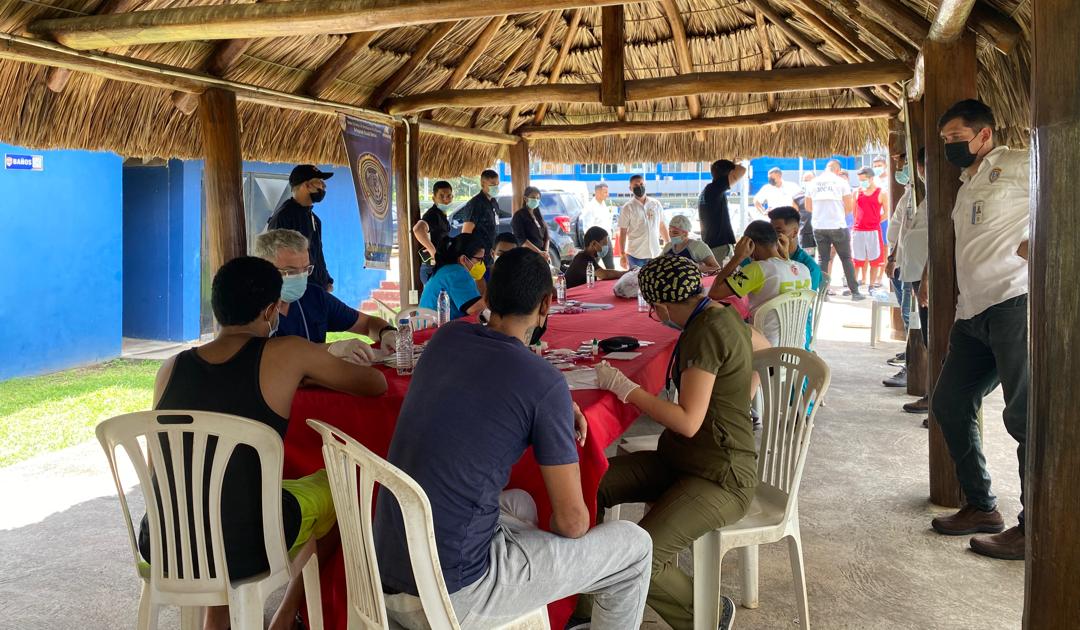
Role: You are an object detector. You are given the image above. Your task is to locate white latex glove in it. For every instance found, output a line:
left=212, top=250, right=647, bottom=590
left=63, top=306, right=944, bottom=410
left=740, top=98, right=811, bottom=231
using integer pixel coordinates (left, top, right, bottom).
left=595, top=361, right=640, bottom=403
left=328, top=339, right=377, bottom=365
left=379, top=328, right=399, bottom=353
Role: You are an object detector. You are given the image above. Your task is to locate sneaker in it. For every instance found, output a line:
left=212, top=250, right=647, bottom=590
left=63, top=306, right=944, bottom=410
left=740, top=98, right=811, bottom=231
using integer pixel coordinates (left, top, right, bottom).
left=851, top=292, right=867, bottom=302
left=887, top=352, right=906, bottom=366
left=903, top=396, right=929, bottom=413
left=719, top=595, right=736, bottom=630
left=931, top=505, right=1005, bottom=536
left=883, top=368, right=907, bottom=387
left=842, top=288, right=852, bottom=296
left=970, top=525, right=1025, bottom=560
left=564, top=616, right=590, bottom=630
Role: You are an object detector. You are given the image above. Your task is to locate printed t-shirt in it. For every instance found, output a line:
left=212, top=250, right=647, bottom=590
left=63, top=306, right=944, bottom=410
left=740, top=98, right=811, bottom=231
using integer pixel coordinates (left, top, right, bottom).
left=727, top=257, right=812, bottom=344
left=804, top=172, right=851, bottom=230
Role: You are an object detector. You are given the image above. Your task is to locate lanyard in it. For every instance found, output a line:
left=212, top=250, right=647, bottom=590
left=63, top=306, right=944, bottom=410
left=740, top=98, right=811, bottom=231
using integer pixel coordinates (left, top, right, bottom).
left=665, top=297, right=712, bottom=391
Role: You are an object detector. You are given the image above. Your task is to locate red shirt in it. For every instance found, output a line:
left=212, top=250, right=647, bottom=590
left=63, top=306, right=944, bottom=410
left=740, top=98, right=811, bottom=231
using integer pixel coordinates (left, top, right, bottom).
left=854, top=188, right=884, bottom=231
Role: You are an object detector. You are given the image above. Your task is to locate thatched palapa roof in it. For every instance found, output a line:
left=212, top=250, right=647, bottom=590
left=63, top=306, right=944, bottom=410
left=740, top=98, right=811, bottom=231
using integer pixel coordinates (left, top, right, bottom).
left=0, top=0, right=1031, bottom=176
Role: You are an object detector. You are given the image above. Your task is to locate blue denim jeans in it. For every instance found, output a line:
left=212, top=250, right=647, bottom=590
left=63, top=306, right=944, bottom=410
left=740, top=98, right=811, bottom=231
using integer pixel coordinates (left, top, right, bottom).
left=626, top=254, right=651, bottom=269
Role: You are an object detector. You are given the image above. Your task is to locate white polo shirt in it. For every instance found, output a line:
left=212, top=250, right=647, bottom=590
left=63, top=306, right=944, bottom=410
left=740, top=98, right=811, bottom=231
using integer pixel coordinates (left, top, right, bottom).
left=753, top=181, right=802, bottom=210
left=951, top=145, right=1030, bottom=320
left=580, top=197, right=614, bottom=234
left=619, top=196, right=664, bottom=259
left=804, top=171, right=851, bottom=229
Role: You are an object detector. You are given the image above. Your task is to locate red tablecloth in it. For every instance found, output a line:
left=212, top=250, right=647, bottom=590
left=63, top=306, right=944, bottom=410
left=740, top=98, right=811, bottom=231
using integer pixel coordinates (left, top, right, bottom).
left=283, top=280, right=679, bottom=630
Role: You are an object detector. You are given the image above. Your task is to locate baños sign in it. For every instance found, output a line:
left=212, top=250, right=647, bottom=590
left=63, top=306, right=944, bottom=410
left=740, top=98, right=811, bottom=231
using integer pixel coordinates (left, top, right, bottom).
left=4, top=154, right=43, bottom=171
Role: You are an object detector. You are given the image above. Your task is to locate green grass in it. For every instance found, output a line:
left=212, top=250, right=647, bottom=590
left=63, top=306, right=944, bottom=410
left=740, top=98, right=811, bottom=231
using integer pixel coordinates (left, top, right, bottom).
left=0, top=359, right=161, bottom=468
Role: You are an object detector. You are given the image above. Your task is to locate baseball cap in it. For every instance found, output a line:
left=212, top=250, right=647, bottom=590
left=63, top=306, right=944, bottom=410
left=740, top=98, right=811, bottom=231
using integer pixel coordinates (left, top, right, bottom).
left=857, top=167, right=876, bottom=178
left=289, top=164, right=334, bottom=187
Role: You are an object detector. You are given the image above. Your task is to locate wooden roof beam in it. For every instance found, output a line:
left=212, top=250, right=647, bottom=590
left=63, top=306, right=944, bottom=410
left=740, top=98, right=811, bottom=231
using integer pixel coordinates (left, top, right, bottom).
left=467, top=27, right=534, bottom=128
left=600, top=6, right=625, bottom=109
left=304, top=31, right=380, bottom=97
left=44, top=0, right=142, bottom=92
left=518, top=105, right=897, bottom=139
left=657, top=0, right=701, bottom=122
left=171, top=39, right=256, bottom=114
left=532, top=8, right=582, bottom=126
left=505, top=10, right=561, bottom=133
left=423, top=16, right=504, bottom=120
left=858, top=0, right=1018, bottom=54
left=367, top=21, right=456, bottom=109
left=826, top=0, right=917, bottom=64
left=752, top=10, right=777, bottom=112
left=745, top=0, right=880, bottom=106
left=31, top=0, right=631, bottom=50
left=386, top=61, right=912, bottom=114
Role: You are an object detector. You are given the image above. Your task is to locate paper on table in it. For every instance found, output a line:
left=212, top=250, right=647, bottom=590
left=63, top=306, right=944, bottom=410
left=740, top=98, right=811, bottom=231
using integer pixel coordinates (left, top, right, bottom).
left=578, top=303, right=615, bottom=310
left=604, top=351, right=642, bottom=360
left=563, top=368, right=599, bottom=390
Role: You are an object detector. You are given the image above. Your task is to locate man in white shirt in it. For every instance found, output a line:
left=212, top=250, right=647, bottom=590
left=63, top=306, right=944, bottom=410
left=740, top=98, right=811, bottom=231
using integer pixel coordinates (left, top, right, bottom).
left=804, top=160, right=864, bottom=300
left=753, top=167, right=802, bottom=217
left=872, top=155, right=890, bottom=191
left=580, top=183, right=615, bottom=269
left=619, top=175, right=667, bottom=269
left=925, top=99, right=1030, bottom=562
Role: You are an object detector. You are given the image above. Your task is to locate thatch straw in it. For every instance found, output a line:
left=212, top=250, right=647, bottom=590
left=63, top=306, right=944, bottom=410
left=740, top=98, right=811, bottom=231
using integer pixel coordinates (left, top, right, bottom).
left=0, top=0, right=1031, bottom=176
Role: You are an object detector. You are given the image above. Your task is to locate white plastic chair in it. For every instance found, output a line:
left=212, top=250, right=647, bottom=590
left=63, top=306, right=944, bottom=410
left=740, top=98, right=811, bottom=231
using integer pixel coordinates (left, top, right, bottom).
left=399, top=306, right=440, bottom=331
left=97, top=411, right=323, bottom=630
left=307, top=419, right=549, bottom=630
left=751, top=289, right=817, bottom=349
left=808, top=273, right=830, bottom=351
left=692, top=348, right=831, bottom=630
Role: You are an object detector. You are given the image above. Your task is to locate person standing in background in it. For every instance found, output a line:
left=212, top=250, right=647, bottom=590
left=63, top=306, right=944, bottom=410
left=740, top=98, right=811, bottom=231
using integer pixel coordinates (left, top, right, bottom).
left=619, top=175, right=668, bottom=269
left=460, top=169, right=502, bottom=270
left=795, top=172, right=817, bottom=256
left=752, top=167, right=802, bottom=217
left=512, top=186, right=551, bottom=261
left=698, top=159, right=747, bottom=262
left=580, top=183, right=616, bottom=269
left=412, top=180, right=454, bottom=286
left=267, top=164, right=335, bottom=292
left=804, top=160, right=864, bottom=301
left=852, top=167, right=888, bottom=289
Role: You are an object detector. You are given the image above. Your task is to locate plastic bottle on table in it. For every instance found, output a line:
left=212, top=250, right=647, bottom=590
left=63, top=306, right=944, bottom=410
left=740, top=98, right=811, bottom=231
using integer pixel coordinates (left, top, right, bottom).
left=395, top=317, right=414, bottom=376
left=556, top=272, right=567, bottom=304
left=637, top=290, right=648, bottom=313
left=437, top=289, right=451, bottom=327
left=586, top=261, right=596, bottom=288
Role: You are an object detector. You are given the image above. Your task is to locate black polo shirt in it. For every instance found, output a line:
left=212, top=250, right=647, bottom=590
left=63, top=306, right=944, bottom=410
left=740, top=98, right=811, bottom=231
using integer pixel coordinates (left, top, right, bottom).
left=267, top=198, right=333, bottom=289
left=460, top=192, right=500, bottom=258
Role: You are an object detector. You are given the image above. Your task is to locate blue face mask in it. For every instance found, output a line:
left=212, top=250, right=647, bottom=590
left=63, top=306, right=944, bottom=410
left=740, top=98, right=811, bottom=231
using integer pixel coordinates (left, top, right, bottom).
left=600, top=243, right=611, bottom=258
left=436, top=202, right=453, bottom=212
left=526, top=198, right=541, bottom=210
left=670, top=235, right=686, bottom=246
left=894, top=168, right=911, bottom=186
left=280, top=273, right=309, bottom=303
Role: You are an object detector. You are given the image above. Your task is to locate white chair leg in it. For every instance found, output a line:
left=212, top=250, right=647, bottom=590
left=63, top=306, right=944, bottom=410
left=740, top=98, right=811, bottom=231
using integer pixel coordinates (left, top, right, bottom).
left=179, top=606, right=202, bottom=630
left=605, top=505, right=622, bottom=521
left=301, top=553, right=324, bottom=630
left=738, top=545, right=760, bottom=609
left=692, top=533, right=722, bottom=630
left=229, top=584, right=268, bottom=630
left=136, top=581, right=153, bottom=630
left=788, top=534, right=810, bottom=630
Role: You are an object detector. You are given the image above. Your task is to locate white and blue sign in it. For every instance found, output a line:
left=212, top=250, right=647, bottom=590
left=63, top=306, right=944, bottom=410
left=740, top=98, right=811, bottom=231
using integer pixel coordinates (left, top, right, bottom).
left=4, top=154, right=44, bottom=171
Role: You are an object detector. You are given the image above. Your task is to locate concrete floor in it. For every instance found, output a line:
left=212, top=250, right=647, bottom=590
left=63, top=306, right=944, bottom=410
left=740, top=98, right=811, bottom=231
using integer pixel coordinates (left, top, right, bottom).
left=0, top=293, right=1024, bottom=630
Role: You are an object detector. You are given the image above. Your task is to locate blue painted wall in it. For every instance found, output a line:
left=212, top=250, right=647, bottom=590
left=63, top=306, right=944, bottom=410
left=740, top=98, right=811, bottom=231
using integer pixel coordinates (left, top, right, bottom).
left=0, top=144, right=123, bottom=380
left=122, top=159, right=201, bottom=342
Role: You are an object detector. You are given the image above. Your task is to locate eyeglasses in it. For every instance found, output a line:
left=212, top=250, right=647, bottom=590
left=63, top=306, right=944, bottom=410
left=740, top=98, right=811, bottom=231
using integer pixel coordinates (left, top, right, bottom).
left=467, top=255, right=485, bottom=263
left=647, top=306, right=660, bottom=323
left=278, top=264, right=314, bottom=278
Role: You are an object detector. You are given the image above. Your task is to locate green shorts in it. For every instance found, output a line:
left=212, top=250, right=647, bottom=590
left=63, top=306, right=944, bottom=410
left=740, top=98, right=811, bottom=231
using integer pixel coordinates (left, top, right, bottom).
left=283, top=469, right=337, bottom=555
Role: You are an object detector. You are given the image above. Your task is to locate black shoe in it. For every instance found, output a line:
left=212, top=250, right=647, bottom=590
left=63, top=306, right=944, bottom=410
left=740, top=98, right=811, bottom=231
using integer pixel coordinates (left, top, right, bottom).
left=719, top=595, right=736, bottom=630
left=851, top=292, right=867, bottom=301
left=887, top=352, right=906, bottom=367
left=903, top=396, right=929, bottom=413
left=921, top=417, right=929, bottom=429
left=883, top=367, right=907, bottom=387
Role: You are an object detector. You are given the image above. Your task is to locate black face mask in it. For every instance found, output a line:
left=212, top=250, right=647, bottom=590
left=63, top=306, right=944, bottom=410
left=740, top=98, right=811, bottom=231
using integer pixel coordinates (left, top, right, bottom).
left=632, top=185, right=646, bottom=198
left=528, top=314, right=548, bottom=346
left=309, top=189, right=326, bottom=203
left=944, top=136, right=982, bottom=169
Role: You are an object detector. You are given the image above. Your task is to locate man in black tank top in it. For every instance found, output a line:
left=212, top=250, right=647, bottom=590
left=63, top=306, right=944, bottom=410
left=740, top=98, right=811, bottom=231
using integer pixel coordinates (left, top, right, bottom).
left=139, top=257, right=387, bottom=630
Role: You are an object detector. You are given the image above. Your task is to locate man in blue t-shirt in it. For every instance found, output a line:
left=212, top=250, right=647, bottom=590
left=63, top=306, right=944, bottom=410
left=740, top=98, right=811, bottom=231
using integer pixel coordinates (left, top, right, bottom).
left=374, top=248, right=652, bottom=629
left=255, top=230, right=397, bottom=363
left=768, top=206, right=823, bottom=290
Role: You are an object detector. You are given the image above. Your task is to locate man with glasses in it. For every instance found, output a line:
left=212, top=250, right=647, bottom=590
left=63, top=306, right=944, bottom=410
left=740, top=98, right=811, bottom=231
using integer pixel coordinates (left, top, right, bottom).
left=255, top=229, right=397, bottom=364
left=267, top=164, right=336, bottom=291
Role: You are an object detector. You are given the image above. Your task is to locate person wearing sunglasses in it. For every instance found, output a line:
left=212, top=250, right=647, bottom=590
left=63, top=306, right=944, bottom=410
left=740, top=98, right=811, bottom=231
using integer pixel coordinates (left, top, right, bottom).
left=590, top=255, right=757, bottom=630
left=418, top=233, right=489, bottom=320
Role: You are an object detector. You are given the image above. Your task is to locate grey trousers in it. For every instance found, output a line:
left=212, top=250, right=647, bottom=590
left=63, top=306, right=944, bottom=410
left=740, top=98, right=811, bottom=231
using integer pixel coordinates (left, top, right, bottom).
left=389, top=490, right=652, bottom=630
left=814, top=228, right=860, bottom=293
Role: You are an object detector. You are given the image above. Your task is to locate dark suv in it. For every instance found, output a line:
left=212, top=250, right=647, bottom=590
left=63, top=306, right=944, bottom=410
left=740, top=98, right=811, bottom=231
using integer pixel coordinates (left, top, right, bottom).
left=448, top=192, right=581, bottom=270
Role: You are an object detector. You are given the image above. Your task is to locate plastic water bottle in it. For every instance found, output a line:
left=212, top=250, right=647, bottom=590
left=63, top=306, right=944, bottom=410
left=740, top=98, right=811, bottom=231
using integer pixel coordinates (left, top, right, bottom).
left=586, top=262, right=596, bottom=288
left=437, top=289, right=451, bottom=327
left=556, top=272, right=567, bottom=304
left=637, top=290, right=648, bottom=312
left=395, top=317, right=414, bottom=376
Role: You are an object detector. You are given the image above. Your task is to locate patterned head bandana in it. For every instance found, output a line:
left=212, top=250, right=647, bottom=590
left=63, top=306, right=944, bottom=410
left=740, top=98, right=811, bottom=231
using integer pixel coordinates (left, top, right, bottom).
left=638, top=255, right=701, bottom=304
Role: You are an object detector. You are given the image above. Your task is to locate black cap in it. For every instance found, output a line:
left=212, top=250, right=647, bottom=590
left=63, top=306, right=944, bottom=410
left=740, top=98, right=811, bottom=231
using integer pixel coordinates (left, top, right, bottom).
left=289, top=164, right=334, bottom=187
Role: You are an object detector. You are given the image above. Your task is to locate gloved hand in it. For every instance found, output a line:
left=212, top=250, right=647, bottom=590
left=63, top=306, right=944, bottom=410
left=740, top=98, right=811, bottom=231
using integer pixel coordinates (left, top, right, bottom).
left=595, top=361, right=640, bottom=403
left=328, top=339, right=377, bottom=365
left=379, top=328, right=399, bottom=353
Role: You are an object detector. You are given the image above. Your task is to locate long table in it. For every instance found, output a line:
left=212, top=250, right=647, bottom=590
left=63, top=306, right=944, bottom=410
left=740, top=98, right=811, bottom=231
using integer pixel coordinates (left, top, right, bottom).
left=282, top=280, right=679, bottom=630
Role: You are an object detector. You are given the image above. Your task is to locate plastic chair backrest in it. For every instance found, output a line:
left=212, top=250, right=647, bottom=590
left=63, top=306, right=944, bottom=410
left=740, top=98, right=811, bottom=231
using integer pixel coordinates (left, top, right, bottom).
left=753, top=348, right=831, bottom=522
left=752, top=289, right=816, bottom=348
left=307, top=419, right=460, bottom=630
left=809, top=273, right=829, bottom=351
left=400, top=307, right=440, bottom=331
left=96, top=411, right=290, bottom=598
left=373, top=298, right=400, bottom=321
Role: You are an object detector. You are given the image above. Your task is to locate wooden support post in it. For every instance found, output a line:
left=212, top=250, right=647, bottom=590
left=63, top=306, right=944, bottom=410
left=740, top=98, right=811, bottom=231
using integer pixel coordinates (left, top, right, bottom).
left=509, top=139, right=530, bottom=213
left=393, top=121, right=420, bottom=306
left=406, top=120, right=422, bottom=299
left=904, top=98, right=928, bottom=399
left=600, top=6, right=624, bottom=108
left=923, top=31, right=977, bottom=508
left=1026, top=1, right=1080, bottom=625
left=197, top=87, right=246, bottom=272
